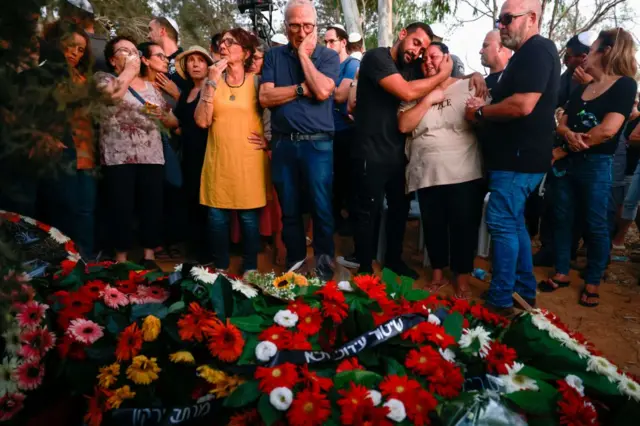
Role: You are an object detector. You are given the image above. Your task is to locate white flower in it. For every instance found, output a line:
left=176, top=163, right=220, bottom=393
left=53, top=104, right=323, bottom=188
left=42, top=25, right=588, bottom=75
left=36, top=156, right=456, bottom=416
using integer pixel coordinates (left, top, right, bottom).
left=67, top=252, right=81, bottom=262
left=548, top=326, right=572, bottom=343
left=384, top=398, right=406, bottom=422
left=23, top=217, right=36, bottom=225
left=617, top=375, right=640, bottom=402
left=530, top=313, right=553, bottom=331
left=337, top=281, right=354, bottom=292
left=427, top=314, right=441, bottom=326
left=439, top=348, right=456, bottom=363
left=0, top=357, right=20, bottom=396
left=255, top=341, right=278, bottom=362
left=49, top=227, right=70, bottom=244
left=562, top=338, right=591, bottom=359
left=499, top=362, right=539, bottom=394
left=565, top=375, right=585, bottom=396
left=1, top=326, right=21, bottom=355
left=458, top=326, right=492, bottom=358
left=269, top=387, right=293, bottom=411
left=586, top=356, right=621, bottom=383
left=174, top=264, right=183, bottom=272
left=191, top=266, right=218, bottom=284
left=230, top=279, right=259, bottom=299
left=368, top=390, right=382, bottom=406
left=274, top=309, right=298, bottom=328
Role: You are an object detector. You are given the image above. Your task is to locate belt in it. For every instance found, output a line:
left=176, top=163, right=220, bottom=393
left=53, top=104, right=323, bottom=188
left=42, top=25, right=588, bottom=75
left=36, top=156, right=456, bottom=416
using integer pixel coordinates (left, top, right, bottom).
left=274, top=132, right=334, bottom=141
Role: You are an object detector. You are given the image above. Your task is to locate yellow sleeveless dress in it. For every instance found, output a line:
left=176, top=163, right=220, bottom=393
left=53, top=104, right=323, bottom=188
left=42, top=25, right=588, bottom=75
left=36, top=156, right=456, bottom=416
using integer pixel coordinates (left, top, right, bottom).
left=199, top=74, right=267, bottom=210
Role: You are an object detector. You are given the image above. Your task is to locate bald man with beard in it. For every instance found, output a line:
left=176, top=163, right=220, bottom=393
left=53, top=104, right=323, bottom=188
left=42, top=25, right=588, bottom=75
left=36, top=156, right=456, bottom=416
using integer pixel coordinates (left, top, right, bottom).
left=480, top=29, right=512, bottom=95
left=466, top=0, right=560, bottom=315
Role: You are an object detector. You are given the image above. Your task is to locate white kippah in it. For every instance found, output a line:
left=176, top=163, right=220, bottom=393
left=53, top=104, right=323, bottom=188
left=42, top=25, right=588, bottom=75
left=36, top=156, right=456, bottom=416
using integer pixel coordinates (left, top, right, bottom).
left=165, top=17, right=180, bottom=36
left=578, top=31, right=598, bottom=47
left=328, top=23, right=347, bottom=33
left=67, top=0, right=94, bottom=14
left=348, top=32, right=362, bottom=43
left=271, top=33, right=288, bottom=45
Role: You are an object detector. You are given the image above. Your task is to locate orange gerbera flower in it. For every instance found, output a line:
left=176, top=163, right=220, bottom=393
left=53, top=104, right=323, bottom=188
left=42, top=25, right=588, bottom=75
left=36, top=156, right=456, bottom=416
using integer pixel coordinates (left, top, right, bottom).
left=115, top=323, right=143, bottom=361
left=205, top=320, right=244, bottom=362
left=178, top=302, right=220, bottom=342
left=254, top=363, right=299, bottom=393
left=287, top=389, right=331, bottom=426
left=379, top=374, right=422, bottom=402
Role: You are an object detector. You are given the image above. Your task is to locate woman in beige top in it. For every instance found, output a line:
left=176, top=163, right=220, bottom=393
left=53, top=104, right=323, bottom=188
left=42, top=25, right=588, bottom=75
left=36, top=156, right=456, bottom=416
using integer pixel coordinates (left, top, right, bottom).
left=398, top=42, right=484, bottom=300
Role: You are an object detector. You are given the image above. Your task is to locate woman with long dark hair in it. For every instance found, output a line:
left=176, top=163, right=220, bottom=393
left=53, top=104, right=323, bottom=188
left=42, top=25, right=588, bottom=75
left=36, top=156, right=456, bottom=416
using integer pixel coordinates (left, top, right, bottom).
left=543, top=28, right=638, bottom=307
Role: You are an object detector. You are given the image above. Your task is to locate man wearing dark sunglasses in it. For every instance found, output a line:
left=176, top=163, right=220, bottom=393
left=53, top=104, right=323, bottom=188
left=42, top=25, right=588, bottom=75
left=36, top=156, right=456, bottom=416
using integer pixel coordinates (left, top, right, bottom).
left=465, top=0, right=560, bottom=315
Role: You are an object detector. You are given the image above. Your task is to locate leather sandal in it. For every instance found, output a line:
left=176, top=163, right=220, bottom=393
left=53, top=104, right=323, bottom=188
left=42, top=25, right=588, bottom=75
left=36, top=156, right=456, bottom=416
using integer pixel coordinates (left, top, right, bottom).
left=578, top=288, right=600, bottom=308
left=538, top=277, right=570, bottom=292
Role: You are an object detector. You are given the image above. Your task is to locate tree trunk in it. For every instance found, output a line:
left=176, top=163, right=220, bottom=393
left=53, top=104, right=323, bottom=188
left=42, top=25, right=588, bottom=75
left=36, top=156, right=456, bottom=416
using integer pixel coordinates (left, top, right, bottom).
left=378, top=0, right=393, bottom=47
left=340, top=0, right=362, bottom=36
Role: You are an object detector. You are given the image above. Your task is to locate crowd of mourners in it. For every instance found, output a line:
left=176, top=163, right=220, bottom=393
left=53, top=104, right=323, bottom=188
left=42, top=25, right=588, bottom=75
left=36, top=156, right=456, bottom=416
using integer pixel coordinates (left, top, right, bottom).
left=1, top=0, right=639, bottom=315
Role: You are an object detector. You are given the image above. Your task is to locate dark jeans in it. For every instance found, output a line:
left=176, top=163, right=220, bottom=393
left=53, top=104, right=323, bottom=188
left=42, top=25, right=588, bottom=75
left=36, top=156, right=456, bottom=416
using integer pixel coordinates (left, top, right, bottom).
left=103, top=164, right=164, bottom=252
left=553, top=154, right=612, bottom=285
left=352, top=159, right=410, bottom=273
left=485, top=171, right=545, bottom=308
left=208, top=207, right=260, bottom=271
left=163, top=184, right=187, bottom=248
left=271, top=138, right=334, bottom=267
left=333, top=128, right=354, bottom=222
left=417, top=179, right=484, bottom=274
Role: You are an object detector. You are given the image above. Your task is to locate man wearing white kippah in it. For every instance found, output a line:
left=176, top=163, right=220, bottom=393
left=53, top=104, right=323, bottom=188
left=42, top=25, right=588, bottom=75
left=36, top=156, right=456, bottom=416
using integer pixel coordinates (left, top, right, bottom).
left=148, top=16, right=187, bottom=100
left=347, top=32, right=364, bottom=60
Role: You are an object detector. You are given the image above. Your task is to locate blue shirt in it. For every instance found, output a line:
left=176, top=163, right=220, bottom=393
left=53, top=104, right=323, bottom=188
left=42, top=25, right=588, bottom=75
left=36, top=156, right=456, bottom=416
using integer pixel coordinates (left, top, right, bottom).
left=261, top=44, right=339, bottom=134
left=333, top=56, right=359, bottom=131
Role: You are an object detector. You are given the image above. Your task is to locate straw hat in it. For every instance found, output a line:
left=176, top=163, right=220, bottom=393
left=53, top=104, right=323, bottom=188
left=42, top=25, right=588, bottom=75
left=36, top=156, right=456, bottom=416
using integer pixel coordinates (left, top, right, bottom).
left=174, top=46, right=214, bottom=80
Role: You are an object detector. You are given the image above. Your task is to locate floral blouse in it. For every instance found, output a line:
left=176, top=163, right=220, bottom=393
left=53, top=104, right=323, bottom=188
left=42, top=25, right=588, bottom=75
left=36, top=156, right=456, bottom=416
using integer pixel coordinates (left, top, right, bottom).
left=95, top=72, right=165, bottom=166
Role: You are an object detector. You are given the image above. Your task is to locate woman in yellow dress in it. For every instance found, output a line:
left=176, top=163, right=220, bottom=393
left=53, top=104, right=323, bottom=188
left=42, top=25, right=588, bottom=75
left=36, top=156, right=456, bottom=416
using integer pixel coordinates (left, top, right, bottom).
left=195, top=28, right=267, bottom=272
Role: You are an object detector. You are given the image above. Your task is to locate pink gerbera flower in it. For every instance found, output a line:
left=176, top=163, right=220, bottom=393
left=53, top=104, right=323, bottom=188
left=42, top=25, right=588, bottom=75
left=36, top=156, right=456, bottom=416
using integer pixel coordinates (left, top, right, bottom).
left=66, top=318, right=104, bottom=344
left=18, top=327, right=56, bottom=359
left=0, top=392, right=26, bottom=421
left=13, top=359, right=44, bottom=391
left=136, top=285, right=169, bottom=303
left=15, top=301, right=48, bottom=329
left=101, top=285, right=129, bottom=309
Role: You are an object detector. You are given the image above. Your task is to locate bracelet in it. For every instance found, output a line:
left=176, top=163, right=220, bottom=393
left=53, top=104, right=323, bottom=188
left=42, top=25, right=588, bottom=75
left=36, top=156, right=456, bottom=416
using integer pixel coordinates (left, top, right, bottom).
left=205, top=79, right=217, bottom=89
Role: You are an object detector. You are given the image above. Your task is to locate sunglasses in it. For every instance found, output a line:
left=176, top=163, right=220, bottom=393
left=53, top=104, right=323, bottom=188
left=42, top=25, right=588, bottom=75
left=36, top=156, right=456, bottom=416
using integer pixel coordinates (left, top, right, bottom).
left=495, top=10, right=531, bottom=26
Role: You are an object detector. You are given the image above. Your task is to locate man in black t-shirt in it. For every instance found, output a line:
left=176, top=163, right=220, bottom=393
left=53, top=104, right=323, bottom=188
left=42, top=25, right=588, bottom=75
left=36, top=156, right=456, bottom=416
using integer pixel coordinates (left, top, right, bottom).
left=348, top=22, right=453, bottom=278
left=465, top=0, right=560, bottom=313
left=479, top=29, right=512, bottom=96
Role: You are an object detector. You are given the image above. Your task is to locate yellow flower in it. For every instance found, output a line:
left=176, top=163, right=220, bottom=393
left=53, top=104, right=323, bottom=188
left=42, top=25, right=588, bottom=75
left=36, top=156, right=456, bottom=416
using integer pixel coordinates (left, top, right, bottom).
left=141, top=315, right=161, bottom=342
left=273, top=272, right=308, bottom=289
left=196, top=366, right=245, bottom=398
left=126, top=355, right=161, bottom=385
left=107, top=385, right=136, bottom=409
left=169, top=351, right=195, bottom=364
left=97, top=363, right=120, bottom=389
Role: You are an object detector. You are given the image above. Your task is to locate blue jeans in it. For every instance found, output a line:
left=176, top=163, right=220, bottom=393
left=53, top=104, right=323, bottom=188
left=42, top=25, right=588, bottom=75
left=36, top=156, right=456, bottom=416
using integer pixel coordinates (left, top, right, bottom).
left=207, top=207, right=260, bottom=271
left=271, top=138, right=334, bottom=267
left=622, top=162, right=640, bottom=220
left=486, top=171, right=545, bottom=307
left=553, top=154, right=612, bottom=285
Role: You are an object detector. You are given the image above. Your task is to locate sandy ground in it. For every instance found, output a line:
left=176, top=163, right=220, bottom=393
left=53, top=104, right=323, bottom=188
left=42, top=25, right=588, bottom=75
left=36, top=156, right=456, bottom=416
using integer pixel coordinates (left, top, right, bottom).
left=158, top=222, right=640, bottom=376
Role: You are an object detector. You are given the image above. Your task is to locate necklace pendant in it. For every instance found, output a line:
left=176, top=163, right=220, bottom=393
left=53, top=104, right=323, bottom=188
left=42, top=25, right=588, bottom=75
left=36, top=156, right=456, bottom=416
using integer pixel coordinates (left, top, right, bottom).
left=229, top=94, right=236, bottom=101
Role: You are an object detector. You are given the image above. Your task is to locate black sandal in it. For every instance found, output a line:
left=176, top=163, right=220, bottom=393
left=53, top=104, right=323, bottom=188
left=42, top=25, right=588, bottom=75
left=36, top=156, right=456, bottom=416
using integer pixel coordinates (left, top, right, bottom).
left=579, top=289, right=600, bottom=308
left=538, top=278, right=570, bottom=292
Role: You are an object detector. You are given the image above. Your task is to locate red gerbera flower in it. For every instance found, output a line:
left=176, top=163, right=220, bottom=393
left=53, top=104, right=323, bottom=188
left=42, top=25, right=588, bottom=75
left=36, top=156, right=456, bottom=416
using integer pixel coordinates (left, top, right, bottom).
left=59, top=259, right=77, bottom=276
left=321, top=300, right=349, bottom=323
left=405, top=345, right=442, bottom=376
left=115, top=323, right=143, bottom=361
left=405, top=346, right=463, bottom=398
left=296, top=305, right=323, bottom=336
left=13, top=358, right=45, bottom=390
left=287, top=332, right=312, bottom=350
left=79, top=280, right=107, bottom=301
left=258, top=325, right=293, bottom=350
left=287, top=389, right=331, bottom=426
left=379, top=375, right=422, bottom=402
left=84, top=387, right=113, bottom=426
left=287, top=299, right=311, bottom=315
left=254, top=363, right=299, bottom=393
left=486, top=342, right=517, bottom=375
left=450, top=298, right=471, bottom=315
left=228, top=409, right=264, bottom=426
left=58, top=291, right=93, bottom=316
left=57, top=334, right=87, bottom=360
left=315, top=281, right=346, bottom=303
left=177, top=302, right=220, bottom=342
left=204, top=319, right=245, bottom=362
left=336, top=358, right=364, bottom=373
left=402, top=322, right=456, bottom=348
left=405, top=389, right=438, bottom=426
left=0, top=392, right=26, bottom=422
left=337, top=383, right=375, bottom=425
left=470, top=305, right=510, bottom=327
left=353, top=275, right=387, bottom=301
left=558, top=398, right=599, bottom=426
left=2, top=212, right=21, bottom=223
left=18, top=327, right=56, bottom=359
left=299, top=365, right=333, bottom=393
left=115, top=279, right=137, bottom=295
left=15, top=300, right=48, bottom=329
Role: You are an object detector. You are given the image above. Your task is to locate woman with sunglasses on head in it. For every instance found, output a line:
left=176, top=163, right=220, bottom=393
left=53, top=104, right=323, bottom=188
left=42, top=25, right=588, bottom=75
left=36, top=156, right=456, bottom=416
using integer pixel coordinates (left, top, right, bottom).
left=195, top=28, right=267, bottom=274
left=542, top=28, right=638, bottom=307
left=95, top=36, right=178, bottom=269
left=399, top=42, right=485, bottom=300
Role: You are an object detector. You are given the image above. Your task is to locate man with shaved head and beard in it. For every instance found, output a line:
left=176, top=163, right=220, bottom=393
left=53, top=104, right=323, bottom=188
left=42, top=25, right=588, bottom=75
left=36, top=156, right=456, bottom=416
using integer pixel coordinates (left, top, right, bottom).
left=466, top=0, right=560, bottom=314
left=480, top=29, right=512, bottom=95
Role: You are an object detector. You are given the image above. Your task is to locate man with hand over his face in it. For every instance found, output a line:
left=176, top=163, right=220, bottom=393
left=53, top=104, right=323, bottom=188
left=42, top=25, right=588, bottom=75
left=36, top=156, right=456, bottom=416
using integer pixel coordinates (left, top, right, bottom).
left=465, top=0, right=560, bottom=314
left=260, top=0, right=339, bottom=276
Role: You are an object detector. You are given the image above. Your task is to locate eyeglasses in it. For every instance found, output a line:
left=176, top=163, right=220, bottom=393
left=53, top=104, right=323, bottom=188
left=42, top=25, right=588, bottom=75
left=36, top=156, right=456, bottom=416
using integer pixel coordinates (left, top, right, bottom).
left=288, top=23, right=315, bottom=33
left=217, top=38, right=240, bottom=48
left=495, top=10, right=531, bottom=26
left=114, top=47, right=138, bottom=56
left=150, top=52, right=168, bottom=61
left=324, top=38, right=340, bottom=45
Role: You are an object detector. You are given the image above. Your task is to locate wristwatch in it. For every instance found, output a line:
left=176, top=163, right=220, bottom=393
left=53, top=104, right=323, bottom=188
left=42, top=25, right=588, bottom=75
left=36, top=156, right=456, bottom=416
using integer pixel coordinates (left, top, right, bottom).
left=295, top=84, right=305, bottom=97
left=474, top=106, right=485, bottom=121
